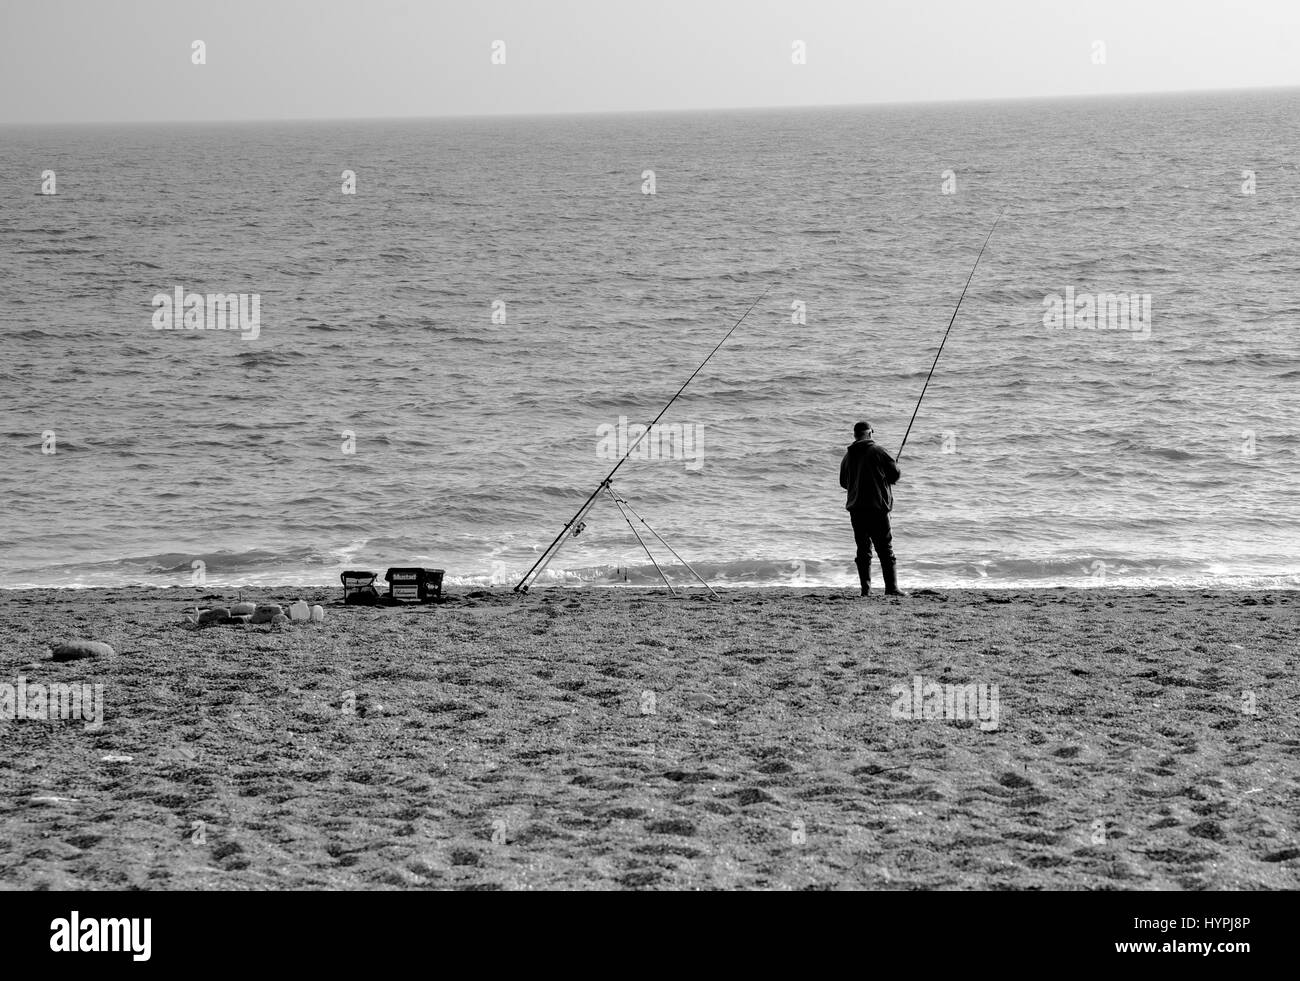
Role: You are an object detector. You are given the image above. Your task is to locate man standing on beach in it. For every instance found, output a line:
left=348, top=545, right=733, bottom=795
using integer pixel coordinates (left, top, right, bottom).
left=839, top=421, right=906, bottom=597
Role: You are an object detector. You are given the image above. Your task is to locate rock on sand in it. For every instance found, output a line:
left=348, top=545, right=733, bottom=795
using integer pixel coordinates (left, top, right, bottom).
left=251, top=605, right=283, bottom=624
left=51, top=640, right=115, bottom=662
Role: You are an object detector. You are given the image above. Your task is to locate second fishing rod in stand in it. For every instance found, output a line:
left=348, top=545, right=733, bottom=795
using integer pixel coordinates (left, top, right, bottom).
left=514, top=287, right=770, bottom=595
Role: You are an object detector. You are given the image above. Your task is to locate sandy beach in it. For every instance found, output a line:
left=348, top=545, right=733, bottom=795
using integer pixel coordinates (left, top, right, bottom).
left=0, top=586, right=1296, bottom=891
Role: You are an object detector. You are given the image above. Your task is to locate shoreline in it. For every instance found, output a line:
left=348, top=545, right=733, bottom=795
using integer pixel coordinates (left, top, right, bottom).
left=2, top=584, right=1298, bottom=598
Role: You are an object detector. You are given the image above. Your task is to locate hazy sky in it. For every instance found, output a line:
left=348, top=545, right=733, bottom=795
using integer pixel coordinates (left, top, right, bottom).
left=2, top=0, right=1297, bottom=124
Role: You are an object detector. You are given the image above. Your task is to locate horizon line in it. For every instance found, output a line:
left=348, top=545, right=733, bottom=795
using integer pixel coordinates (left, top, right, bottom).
left=3, top=81, right=1296, bottom=129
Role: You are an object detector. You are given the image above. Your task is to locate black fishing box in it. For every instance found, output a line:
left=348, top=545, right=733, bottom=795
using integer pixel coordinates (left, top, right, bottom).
left=341, top=570, right=381, bottom=605
left=384, top=567, right=445, bottom=603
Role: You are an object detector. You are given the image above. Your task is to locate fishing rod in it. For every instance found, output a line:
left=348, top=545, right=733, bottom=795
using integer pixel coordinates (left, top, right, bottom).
left=896, top=209, right=1005, bottom=461
left=514, top=286, right=771, bottom=593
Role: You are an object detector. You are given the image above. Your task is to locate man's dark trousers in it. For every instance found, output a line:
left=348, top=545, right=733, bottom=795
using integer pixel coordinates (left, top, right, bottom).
left=850, top=508, right=897, bottom=595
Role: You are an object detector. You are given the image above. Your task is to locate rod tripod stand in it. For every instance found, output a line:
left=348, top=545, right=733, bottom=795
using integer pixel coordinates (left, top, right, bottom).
left=515, top=479, right=717, bottom=597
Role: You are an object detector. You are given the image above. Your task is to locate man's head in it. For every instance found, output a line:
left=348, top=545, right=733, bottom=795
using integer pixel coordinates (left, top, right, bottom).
left=853, top=421, right=873, bottom=440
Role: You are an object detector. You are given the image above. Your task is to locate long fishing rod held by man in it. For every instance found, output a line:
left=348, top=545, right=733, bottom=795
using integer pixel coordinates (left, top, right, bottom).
left=840, top=212, right=1003, bottom=599
left=897, top=209, right=1004, bottom=461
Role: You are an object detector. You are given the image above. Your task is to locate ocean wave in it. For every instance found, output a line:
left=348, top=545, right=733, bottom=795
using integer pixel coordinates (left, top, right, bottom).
left=455, top=554, right=1300, bottom=591
left=234, top=348, right=308, bottom=367
left=17, top=551, right=1276, bottom=592
left=1142, top=447, right=1198, bottom=461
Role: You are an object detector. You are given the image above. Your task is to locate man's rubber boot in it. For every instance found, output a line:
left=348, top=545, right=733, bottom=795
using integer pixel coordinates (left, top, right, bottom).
left=881, top=560, right=908, bottom=598
left=855, top=558, right=871, bottom=597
